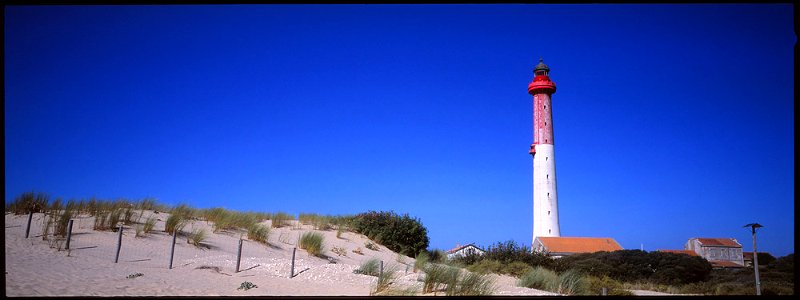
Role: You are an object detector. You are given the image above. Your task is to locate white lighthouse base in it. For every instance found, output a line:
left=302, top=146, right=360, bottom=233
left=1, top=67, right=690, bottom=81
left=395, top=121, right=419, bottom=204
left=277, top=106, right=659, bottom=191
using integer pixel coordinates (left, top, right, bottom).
left=533, top=144, right=560, bottom=242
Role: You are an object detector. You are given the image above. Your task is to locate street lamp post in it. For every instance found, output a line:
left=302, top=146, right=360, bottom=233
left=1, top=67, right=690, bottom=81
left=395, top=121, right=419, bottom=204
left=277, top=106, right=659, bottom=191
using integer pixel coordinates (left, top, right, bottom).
left=744, top=223, right=763, bottom=295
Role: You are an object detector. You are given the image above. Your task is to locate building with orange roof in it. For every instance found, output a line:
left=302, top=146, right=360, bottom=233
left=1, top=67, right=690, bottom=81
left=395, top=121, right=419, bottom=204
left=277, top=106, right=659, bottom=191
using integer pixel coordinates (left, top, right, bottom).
left=685, top=237, right=744, bottom=268
left=657, top=249, right=700, bottom=257
left=532, top=236, right=623, bottom=258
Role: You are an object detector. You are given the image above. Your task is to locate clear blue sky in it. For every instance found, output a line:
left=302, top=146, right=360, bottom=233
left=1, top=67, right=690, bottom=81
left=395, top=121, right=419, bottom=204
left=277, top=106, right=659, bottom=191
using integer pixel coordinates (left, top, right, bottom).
left=5, top=4, right=795, bottom=257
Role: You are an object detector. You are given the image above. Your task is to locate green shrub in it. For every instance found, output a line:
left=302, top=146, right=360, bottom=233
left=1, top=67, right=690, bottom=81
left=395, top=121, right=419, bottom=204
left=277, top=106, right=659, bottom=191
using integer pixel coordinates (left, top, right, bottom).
left=584, top=275, right=633, bottom=296
left=428, top=249, right=447, bottom=263
left=348, top=210, right=429, bottom=257
left=465, top=259, right=531, bottom=277
left=466, top=259, right=504, bottom=275
left=247, top=223, right=270, bottom=244
left=556, top=249, right=712, bottom=285
left=299, top=231, right=324, bottom=257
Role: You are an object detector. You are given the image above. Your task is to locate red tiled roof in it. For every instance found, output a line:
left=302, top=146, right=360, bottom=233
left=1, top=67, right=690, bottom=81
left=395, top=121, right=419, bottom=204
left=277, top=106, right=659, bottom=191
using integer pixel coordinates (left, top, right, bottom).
left=710, top=260, right=744, bottom=268
left=694, top=238, right=741, bottom=247
left=447, top=244, right=481, bottom=254
left=537, top=237, right=623, bottom=254
left=743, top=252, right=755, bottom=260
left=658, top=250, right=699, bottom=257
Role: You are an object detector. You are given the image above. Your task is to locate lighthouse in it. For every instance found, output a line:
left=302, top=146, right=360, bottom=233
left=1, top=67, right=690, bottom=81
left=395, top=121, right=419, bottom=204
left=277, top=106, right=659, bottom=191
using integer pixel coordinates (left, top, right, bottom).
left=528, top=58, right=560, bottom=241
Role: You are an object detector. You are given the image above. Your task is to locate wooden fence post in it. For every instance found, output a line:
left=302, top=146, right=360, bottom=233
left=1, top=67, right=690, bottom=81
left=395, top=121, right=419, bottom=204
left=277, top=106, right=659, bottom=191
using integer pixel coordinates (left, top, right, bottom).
left=236, top=238, right=243, bottom=273
left=65, top=219, right=74, bottom=249
left=25, top=212, right=33, bottom=238
left=290, top=247, right=297, bottom=278
left=169, top=229, right=177, bottom=269
left=114, top=225, right=123, bottom=263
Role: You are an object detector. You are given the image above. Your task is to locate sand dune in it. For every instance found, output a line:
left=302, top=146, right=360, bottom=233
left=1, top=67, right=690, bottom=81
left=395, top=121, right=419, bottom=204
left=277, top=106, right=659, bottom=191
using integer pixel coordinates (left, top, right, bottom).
left=5, top=211, right=557, bottom=296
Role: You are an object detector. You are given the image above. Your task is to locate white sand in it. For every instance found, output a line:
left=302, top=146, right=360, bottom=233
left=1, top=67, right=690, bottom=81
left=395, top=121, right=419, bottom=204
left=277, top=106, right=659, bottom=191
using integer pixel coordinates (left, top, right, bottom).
left=5, top=212, right=558, bottom=296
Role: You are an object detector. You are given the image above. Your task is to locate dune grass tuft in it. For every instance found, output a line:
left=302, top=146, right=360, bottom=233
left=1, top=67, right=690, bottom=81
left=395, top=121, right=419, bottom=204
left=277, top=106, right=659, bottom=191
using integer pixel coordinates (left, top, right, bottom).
left=299, top=231, right=324, bottom=257
left=187, top=228, right=207, bottom=247
left=143, top=215, right=157, bottom=234
left=354, top=258, right=382, bottom=276
left=518, top=266, right=559, bottom=291
left=164, top=212, right=186, bottom=235
left=271, top=212, right=294, bottom=228
left=247, top=223, right=271, bottom=244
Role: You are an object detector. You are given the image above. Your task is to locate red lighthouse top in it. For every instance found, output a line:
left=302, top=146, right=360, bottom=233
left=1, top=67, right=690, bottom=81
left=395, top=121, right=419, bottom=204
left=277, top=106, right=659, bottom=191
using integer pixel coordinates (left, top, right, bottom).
left=528, top=59, right=556, bottom=95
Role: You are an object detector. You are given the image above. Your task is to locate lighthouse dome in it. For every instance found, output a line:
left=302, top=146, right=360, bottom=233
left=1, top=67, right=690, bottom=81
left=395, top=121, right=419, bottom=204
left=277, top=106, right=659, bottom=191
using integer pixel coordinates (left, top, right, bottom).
left=533, top=59, right=550, bottom=72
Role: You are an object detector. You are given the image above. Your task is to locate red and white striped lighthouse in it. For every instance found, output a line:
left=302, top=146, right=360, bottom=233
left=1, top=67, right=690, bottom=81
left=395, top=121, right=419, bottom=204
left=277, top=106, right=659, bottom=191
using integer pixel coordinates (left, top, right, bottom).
left=528, top=58, right=560, bottom=241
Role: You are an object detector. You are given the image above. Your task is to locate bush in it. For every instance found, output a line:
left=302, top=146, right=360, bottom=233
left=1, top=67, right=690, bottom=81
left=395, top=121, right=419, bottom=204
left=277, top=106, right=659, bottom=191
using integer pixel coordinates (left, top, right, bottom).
left=767, top=253, right=793, bottom=273
left=484, top=240, right=555, bottom=268
left=299, top=231, right=324, bottom=257
left=584, top=275, right=633, bottom=296
left=466, top=259, right=532, bottom=277
left=348, top=210, right=429, bottom=257
left=556, top=249, right=712, bottom=285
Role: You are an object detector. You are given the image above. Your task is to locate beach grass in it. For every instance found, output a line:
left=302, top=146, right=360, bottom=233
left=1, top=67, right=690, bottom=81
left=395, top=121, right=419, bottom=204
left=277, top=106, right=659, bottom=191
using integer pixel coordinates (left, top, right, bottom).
left=271, top=212, right=294, bottom=228
left=143, top=215, right=157, bottom=234
left=187, top=228, right=207, bottom=247
left=247, top=223, right=270, bottom=244
left=450, top=270, right=496, bottom=296
left=372, top=264, right=397, bottom=295
left=299, top=231, right=325, bottom=257
left=164, top=212, right=186, bottom=235
left=518, top=266, right=559, bottom=291
left=354, top=258, right=381, bottom=276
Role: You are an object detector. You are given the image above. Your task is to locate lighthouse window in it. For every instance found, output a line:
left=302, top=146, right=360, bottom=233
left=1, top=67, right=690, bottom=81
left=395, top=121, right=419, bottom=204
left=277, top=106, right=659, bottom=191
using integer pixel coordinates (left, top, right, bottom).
left=548, top=211, right=550, bottom=215
left=549, top=229, right=551, bottom=234
left=547, top=174, right=549, bottom=179
left=546, top=157, right=548, bottom=161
